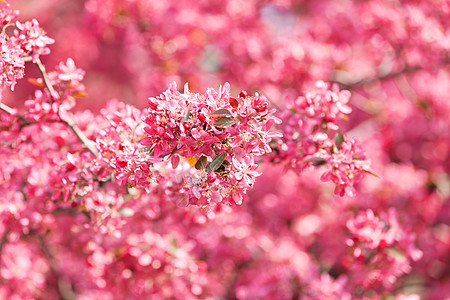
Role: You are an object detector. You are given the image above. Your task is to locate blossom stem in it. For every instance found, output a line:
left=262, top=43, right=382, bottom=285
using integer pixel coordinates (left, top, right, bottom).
left=58, top=117, right=98, bottom=156
left=335, top=65, right=421, bottom=89
left=34, top=59, right=98, bottom=157
left=0, top=102, right=16, bottom=115
left=34, top=58, right=59, bottom=100
left=0, top=102, right=27, bottom=122
left=0, top=102, right=35, bottom=129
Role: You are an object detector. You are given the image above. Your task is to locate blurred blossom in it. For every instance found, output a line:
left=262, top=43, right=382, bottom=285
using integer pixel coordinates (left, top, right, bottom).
left=0, top=0, right=449, bottom=299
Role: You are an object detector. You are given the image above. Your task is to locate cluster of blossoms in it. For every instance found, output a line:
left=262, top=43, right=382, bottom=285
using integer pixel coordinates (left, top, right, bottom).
left=0, top=2, right=53, bottom=91
left=0, top=33, right=24, bottom=91
left=25, top=58, right=86, bottom=121
left=271, top=81, right=370, bottom=196
left=346, top=209, right=423, bottom=290
left=11, top=18, right=55, bottom=63
left=319, top=136, right=370, bottom=197
left=0, top=4, right=22, bottom=91
left=139, top=82, right=280, bottom=206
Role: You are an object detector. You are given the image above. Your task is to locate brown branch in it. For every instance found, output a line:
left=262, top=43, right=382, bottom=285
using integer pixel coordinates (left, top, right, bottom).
left=335, top=65, right=421, bottom=90
left=34, top=58, right=59, bottom=100
left=36, top=236, right=77, bottom=300
left=0, top=230, right=9, bottom=283
left=335, top=55, right=450, bottom=90
left=224, top=260, right=252, bottom=299
left=0, top=102, right=17, bottom=115
left=58, top=117, right=98, bottom=156
left=34, top=59, right=98, bottom=157
left=1, top=102, right=97, bottom=156
left=0, top=102, right=36, bottom=130
left=0, top=229, right=8, bottom=255
left=0, top=102, right=28, bottom=123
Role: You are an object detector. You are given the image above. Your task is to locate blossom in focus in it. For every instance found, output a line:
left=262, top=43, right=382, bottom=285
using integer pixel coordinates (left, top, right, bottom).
left=139, top=82, right=279, bottom=207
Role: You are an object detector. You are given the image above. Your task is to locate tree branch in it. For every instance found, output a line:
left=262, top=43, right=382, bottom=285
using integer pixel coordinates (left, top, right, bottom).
left=58, top=117, right=98, bottom=156
left=0, top=102, right=28, bottom=123
left=0, top=229, right=8, bottom=255
left=34, top=59, right=98, bottom=157
left=0, top=102, right=36, bottom=130
left=334, top=65, right=421, bottom=90
left=34, top=58, right=59, bottom=100
left=36, top=236, right=77, bottom=300
left=335, top=55, right=450, bottom=90
left=0, top=102, right=17, bottom=115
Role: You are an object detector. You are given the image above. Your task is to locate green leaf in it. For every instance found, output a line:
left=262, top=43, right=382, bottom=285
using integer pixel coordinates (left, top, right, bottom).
left=181, top=111, right=192, bottom=123
left=208, top=109, right=232, bottom=117
left=195, top=155, right=208, bottom=170
left=330, top=145, right=335, bottom=155
left=300, top=157, right=328, bottom=166
left=385, top=247, right=406, bottom=262
left=312, top=160, right=328, bottom=166
left=206, top=152, right=226, bottom=173
left=335, top=131, right=345, bottom=150
left=213, top=117, right=235, bottom=127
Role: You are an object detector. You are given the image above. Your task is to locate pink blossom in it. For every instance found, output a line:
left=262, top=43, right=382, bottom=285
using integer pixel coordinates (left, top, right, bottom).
left=0, top=1, right=448, bottom=299
left=0, top=33, right=24, bottom=90
left=13, top=18, right=54, bottom=62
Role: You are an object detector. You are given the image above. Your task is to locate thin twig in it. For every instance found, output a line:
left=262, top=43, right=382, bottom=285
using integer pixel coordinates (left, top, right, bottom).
left=34, top=59, right=98, bottom=157
left=0, top=102, right=17, bottom=115
left=335, top=65, right=421, bottom=90
left=58, top=117, right=98, bottom=156
left=0, top=102, right=36, bottom=130
left=0, top=102, right=27, bottom=123
left=0, top=229, right=8, bottom=254
left=34, top=58, right=59, bottom=100
left=335, top=55, right=450, bottom=89
left=0, top=229, right=9, bottom=276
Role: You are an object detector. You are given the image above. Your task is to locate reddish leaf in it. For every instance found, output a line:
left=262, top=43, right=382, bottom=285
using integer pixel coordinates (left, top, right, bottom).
left=70, top=91, right=87, bottom=97
left=229, top=97, right=239, bottom=108
left=28, top=78, right=45, bottom=87
left=195, top=155, right=208, bottom=170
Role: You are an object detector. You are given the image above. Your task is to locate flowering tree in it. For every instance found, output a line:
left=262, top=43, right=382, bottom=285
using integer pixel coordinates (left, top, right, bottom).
left=1, top=0, right=449, bottom=299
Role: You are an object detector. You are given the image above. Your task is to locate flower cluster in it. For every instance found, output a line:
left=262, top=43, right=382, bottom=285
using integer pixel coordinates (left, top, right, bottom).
left=0, top=2, right=18, bottom=25
left=139, top=82, right=280, bottom=206
left=96, top=100, right=159, bottom=190
left=0, top=33, right=24, bottom=91
left=320, top=136, right=370, bottom=197
left=346, top=209, right=423, bottom=289
left=12, top=19, right=54, bottom=62
left=0, top=2, right=53, bottom=91
left=271, top=80, right=370, bottom=196
left=25, top=58, right=86, bottom=121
